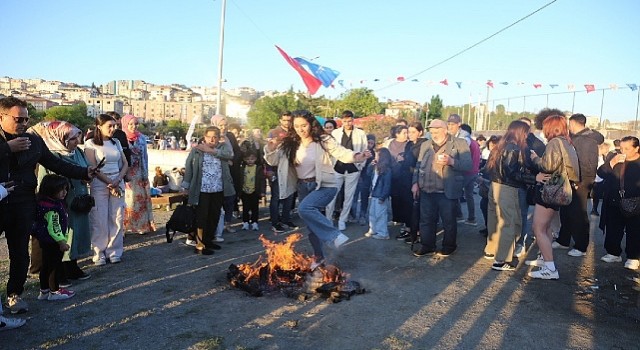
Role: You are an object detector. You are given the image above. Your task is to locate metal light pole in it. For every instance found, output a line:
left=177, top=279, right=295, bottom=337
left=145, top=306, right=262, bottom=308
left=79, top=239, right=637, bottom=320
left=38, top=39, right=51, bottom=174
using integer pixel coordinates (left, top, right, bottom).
left=215, top=0, right=227, bottom=115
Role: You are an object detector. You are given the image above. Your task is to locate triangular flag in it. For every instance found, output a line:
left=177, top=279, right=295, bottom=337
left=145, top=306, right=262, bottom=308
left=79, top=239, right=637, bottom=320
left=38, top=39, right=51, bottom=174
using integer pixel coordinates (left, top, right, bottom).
left=373, top=78, right=380, bottom=82
left=360, top=80, right=365, bottom=84
left=338, top=80, right=344, bottom=88
left=584, top=84, right=595, bottom=93
left=500, top=82, right=509, bottom=85
left=411, top=79, right=419, bottom=82
left=455, top=82, right=462, bottom=89
left=397, top=76, right=405, bottom=82
left=440, top=79, right=448, bottom=86
left=293, top=57, right=340, bottom=88
left=533, top=83, right=542, bottom=89
left=549, top=84, right=558, bottom=89
left=567, top=84, right=575, bottom=91
left=487, top=80, right=494, bottom=88
left=275, top=45, right=322, bottom=95
left=628, top=83, right=638, bottom=91
left=609, top=83, right=618, bottom=90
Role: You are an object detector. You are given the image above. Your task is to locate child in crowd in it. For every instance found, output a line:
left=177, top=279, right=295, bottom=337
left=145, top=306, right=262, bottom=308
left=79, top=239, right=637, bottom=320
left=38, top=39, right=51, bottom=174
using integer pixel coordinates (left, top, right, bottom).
left=152, top=166, right=171, bottom=195
left=240, top=150, right=264, bottom=231
left=364, top=148, right=393, bottom=239
left=32, top=174, right=76, bottom=301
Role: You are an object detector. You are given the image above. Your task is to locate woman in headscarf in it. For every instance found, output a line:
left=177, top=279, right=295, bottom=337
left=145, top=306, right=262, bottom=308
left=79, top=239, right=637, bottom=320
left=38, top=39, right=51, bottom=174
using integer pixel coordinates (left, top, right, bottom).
left=29, top=121, right=92, bottom=281
left=121, top=114, right=155, bottom=234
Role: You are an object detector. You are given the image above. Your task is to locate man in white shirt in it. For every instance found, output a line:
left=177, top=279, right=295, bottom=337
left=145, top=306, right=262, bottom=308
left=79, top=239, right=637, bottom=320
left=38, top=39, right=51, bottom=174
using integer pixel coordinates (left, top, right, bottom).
left=325, top=110, right=368, bottom=231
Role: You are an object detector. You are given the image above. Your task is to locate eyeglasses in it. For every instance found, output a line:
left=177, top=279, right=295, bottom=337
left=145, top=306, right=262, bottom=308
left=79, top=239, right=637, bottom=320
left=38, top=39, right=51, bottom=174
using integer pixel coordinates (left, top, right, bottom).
left=0, top=112, right=29, bottom=124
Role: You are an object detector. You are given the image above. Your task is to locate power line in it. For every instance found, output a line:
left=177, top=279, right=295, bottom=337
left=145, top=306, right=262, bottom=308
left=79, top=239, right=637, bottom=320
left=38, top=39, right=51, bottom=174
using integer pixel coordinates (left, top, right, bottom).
left=376, top=0, right=558, bottom=92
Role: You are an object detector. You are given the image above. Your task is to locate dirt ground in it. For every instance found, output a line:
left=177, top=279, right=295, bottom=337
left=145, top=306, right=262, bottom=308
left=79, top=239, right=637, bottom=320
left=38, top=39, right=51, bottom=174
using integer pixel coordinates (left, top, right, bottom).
left=1, top=197, right=639, bottom=350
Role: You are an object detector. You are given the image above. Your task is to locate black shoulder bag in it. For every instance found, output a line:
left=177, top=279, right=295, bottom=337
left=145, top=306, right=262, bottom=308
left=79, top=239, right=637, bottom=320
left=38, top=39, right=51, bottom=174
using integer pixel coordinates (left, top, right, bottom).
left=619, top=162, right=640, bottom=218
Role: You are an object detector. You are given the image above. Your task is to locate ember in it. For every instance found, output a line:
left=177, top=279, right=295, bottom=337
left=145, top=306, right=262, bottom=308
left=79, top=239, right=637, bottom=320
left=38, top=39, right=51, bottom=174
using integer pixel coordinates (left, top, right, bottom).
left=227, top=233, right=364, bottom=301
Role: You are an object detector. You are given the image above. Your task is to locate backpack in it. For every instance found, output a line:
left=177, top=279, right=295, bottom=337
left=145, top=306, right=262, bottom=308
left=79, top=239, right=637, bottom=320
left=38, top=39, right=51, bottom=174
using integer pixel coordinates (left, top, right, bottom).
left=165, top=198, right=196, bottom=243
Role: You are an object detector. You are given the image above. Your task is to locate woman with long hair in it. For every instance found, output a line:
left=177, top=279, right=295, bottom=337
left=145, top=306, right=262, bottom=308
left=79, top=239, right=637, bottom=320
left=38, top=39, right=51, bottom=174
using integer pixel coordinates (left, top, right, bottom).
left=121, top=114, right=155, bottom=235
left=525, top=112, right=580, bottom=279
left=483, top=120, right=537, bottom=271
left=264, top=110, right=370, bottom=268
left=84, top=114, right=129, bottom=265
left=384, top=125, right=412, bottom=236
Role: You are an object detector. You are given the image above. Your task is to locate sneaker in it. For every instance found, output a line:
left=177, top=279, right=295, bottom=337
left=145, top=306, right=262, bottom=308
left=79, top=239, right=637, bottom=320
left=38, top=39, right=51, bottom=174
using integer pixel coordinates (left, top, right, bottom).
left=528, top=266, right=559, bottom=280
left=241, top=222, right=249, bottom=230
left=109, top=256, right=121, bottom=264
left=338, top=221, right=346, bottom=231
left=464, top=219, right=478, bottom=226
left=0, top=315, right=26, bottom=331
left=492, top=262, right=516, bottom=271
left=333, top=233, right=349, bottom=248
left=404, top=236, right=419, bottom=245
left=282, top=221, right=299, bottom=230
left=525, top=254, right=545, bottom=267
left=225, top=226, right=236, bottom=234
left=213, top=236, right=224, bottom=242
left=59, top=281, right=72, bottom=288
left=624, top=259, right=640, bottom=270
left=48, top=288, right=75, bottom=300
left=600, top=254, right=622, bottom=263
left=72, top=272, right=91, bottom=281
left=567, top=249, right=586, bottom=257
left=38, top=289, right=50, bottom=301
left=271, top=223, right=285, bottom=233
left=456, top=216, right=465, bottom=223
left=371, top=234, right=390, bottom=240
left=194, top=247, right=214, bottom=255
left=551, top=241, right=570, bottom=249
left=7, top=295, right=28, bottom=314
left=413, top=246, right=436, bottom=257
left=94, top=257, right=106, bottom=266
left=483, top=253, right=495, bottom=260
left=364, top=231, right=374, bottom=237
left=396, top=231, right=410, bottom=240
left=437, top=250, right=454, bottom=257
left=514, top=244, right=525, bottom=258
left=251, top=223, right=259, bottom=231
left=185, top=238, right=197, bottom=247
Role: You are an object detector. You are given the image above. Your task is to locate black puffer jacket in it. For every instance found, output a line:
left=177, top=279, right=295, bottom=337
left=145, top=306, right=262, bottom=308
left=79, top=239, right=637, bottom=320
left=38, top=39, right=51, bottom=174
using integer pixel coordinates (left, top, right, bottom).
left=490, top=142, right=536, bottom=188
left=0, top=130, right=89, bottom=204
left=571, top=128, right=604, bottom=183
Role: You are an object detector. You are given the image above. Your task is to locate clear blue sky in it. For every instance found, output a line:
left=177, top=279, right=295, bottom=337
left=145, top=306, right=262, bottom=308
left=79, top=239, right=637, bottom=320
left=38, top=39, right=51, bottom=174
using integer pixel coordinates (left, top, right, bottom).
left=1, top=0, right=638, bottom=122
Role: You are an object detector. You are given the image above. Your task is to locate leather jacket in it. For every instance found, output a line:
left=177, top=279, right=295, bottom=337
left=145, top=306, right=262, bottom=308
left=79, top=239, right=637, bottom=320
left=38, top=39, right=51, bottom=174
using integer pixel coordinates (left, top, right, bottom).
left=491, top=142, right=536, bottom=188
left=533, top=136, right=580, bottom=182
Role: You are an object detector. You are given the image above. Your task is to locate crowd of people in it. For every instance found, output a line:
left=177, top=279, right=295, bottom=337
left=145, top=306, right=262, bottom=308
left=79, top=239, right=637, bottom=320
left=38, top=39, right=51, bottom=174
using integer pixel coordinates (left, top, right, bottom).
left=1, top=94, right=639, bottom=331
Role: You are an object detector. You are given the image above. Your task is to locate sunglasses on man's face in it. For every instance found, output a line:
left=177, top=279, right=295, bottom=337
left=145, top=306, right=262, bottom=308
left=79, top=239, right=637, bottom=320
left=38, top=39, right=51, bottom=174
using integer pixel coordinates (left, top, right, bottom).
left=0, top=112, right=29, bottom=124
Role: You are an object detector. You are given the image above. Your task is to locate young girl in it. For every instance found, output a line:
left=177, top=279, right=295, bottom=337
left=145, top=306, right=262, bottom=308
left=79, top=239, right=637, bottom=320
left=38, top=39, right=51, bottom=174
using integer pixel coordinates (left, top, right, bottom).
left=240, top=150, right=264, bottom=231
left=32, top=174, right=76, bottom=300
left=364, top=148, right=393, bottom=239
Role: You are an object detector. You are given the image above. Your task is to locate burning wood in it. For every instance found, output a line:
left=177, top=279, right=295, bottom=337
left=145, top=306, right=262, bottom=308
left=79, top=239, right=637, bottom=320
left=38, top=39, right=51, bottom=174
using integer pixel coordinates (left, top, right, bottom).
left=227, top=233, right=365, bottom=301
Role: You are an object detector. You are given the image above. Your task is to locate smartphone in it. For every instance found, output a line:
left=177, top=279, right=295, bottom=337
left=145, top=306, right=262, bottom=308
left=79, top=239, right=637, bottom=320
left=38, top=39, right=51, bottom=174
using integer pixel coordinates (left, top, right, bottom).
left=96, top=157, right=106, bottom=169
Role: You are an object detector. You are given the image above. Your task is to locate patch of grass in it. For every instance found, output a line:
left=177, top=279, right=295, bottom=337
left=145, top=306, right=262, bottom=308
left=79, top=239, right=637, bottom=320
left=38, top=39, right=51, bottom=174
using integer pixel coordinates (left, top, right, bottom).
left=188, top=336, right=224, bottom=350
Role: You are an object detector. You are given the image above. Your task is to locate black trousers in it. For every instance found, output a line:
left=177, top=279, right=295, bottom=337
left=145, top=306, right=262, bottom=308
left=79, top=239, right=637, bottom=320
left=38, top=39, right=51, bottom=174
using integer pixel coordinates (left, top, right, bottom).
left=556, top=181, right=591, bottom=252
left=241, top=191, right=260, bottom=223
left=419, top=192, right=458, bottom=253
left=40, top=241, right=64, bottom=291
left=0, top=200, right=36, bottom=296
left=604, top=202, right=640, bottom=258
left=196, top=192, right=223, bottom=246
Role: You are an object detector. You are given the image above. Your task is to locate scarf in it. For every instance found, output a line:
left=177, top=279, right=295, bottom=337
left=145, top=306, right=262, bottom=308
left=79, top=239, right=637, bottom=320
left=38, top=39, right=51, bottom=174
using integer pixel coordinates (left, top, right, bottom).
left=121, top=114, right=141, bottom=142
left=28, top=121, right=81, bottom=156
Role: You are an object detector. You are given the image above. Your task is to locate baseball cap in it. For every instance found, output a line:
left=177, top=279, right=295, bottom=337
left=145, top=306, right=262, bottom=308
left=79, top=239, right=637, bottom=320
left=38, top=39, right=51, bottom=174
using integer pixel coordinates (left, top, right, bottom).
left=428, top=119, right=447, bottom=129
left=447, top=114, right=462, bottom=124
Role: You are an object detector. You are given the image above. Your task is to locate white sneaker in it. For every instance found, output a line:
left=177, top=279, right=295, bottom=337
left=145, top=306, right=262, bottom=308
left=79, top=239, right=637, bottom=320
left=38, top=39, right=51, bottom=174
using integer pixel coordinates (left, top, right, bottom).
left=551, top=241, right=570, bottom=249
left=94, top=257, right=106, bottom=266
left=251, top=223, right=259, bottom=231
left=213, top=236, right=224, bottom=242
left=109, top=256, right=121, bottom=264
left=600, top=254, right=622, bottom=263
left=241, top=222, right=249, bottom=230
left=528, top=266, right=559, bottom=280
left=363, top=231, right=374, bottom=237
left=338, top=221, right=346, bottom=231
left=6, top=295, right=27, bottom=314
left=513, top=244, right=525, bottom=258
left=185, top=238, right=197, bottom=247
left=0, top=315, right=26, bottom=331
left=371, top=234, right=390, bottom=240
left=48, top=288, right=75, bottom=300
left=225, top=226, right=237, bottom=233
left=38, top=289, right=50, bottom=301
left=567, top=249, right=586, bottom=257
left=624, top=259, right=640, bottom=270
left=525, top=254, right=545, bottom=267
left=333, top=233, right=349, bottom=248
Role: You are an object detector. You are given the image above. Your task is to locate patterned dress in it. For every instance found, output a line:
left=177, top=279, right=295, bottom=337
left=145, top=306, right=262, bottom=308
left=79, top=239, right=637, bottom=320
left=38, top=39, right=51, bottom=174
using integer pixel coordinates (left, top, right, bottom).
left=124, top=135, right=155, bottom=233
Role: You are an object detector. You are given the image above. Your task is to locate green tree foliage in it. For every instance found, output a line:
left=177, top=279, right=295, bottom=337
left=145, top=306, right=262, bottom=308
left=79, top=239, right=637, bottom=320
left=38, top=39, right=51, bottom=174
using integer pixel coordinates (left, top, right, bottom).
left=427, top=95, right=443, bottom=121
left=44, top=103, right=93, bottom=131
left=26, top=104, right=46, bottom=124
left=361, top=116, right=398, bottom=145
left=246, top=91, right=308, bottom=131
left=336, top=88, right=384, bottom=117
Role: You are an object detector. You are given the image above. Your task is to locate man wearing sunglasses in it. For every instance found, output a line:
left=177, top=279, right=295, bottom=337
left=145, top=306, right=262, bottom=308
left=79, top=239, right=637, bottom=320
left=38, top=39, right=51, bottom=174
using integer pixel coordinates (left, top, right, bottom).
left=0, top=97, right=97, bottom=316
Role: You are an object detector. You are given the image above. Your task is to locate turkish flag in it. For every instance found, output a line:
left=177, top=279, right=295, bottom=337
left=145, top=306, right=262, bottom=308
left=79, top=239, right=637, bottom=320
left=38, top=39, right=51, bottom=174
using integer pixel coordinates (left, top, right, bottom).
left=487, top=80, right=494, bottom=88
left=584, top=84, right=595, bottom=93
left=440, top=79, right=448, bottom=86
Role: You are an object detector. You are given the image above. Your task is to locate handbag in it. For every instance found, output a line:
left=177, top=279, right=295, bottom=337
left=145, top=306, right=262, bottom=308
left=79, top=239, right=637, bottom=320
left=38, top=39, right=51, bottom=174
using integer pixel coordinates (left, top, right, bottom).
left=70, top=194, right=95, bottom=213
left=541, top=170, right=572, bottom=206
left=618, top=162, right=640, bottom=218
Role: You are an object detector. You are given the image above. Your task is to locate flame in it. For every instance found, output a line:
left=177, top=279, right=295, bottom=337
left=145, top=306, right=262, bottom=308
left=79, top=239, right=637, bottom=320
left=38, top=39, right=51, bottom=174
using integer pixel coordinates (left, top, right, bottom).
left=236, top=233, right=346, bottom=286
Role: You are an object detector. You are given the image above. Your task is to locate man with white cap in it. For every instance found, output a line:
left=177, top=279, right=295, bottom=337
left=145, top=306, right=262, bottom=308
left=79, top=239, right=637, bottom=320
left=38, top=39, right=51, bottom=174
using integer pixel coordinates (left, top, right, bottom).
left=411, top=119, right=472, bottom=257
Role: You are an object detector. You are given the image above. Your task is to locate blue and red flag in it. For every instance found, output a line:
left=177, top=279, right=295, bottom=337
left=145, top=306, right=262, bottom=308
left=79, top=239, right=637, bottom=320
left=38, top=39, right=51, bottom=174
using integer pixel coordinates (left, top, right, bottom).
left=275, top=45, right=339, bottom=95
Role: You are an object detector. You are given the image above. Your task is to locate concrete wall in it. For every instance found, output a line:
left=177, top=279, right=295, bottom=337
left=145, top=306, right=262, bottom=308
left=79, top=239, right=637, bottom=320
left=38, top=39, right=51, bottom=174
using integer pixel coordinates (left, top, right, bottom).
left=147, top=148, right=189, bottom=179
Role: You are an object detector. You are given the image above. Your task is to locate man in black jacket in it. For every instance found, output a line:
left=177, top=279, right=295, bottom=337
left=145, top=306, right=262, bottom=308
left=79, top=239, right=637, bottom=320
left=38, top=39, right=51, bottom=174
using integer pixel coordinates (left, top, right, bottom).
left=0, top=97, right=95, bottom=314
left=554, top=113, right=604, bottom=256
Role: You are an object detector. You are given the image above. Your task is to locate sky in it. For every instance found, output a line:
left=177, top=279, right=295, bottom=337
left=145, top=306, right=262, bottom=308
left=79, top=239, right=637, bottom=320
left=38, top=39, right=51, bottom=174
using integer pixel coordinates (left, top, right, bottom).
left=1, top=0, right=639, bottom=122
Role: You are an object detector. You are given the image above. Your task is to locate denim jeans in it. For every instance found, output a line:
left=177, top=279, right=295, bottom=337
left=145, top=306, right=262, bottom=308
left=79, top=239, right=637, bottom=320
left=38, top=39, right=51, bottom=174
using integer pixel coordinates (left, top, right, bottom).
left=269, top=177, right=293, bottom=226
left=516, top=187, right=531, bottom=246
left=297, top=182, right=339, bottom=260
left=223, top=195, right=235, bottom=223
left=456, top=174, right=477, bottom=220
left=368, top=198, right=389, bottom=237
left=419, top=192, right=457, bottom=253
left=350, top=177, right=371, bottom=220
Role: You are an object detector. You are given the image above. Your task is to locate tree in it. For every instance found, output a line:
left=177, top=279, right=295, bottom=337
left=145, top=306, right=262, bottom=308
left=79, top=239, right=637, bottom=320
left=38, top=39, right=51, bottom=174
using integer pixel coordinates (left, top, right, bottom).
left=26, top=104, right=46, bottom=124
left=427, top=95, right=443, bottom=121
left=336, top=88, right=384, bottom=117
left=44, top=102, right=93, bottom=131
left=246, top=91, right=308, bottom=131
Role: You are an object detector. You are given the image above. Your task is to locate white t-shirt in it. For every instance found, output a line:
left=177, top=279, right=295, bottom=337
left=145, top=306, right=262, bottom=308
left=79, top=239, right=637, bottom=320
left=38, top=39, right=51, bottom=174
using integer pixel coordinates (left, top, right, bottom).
left=84, top=139, right=123, bottom=174
left=295, top=143, right=317, bottom=180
